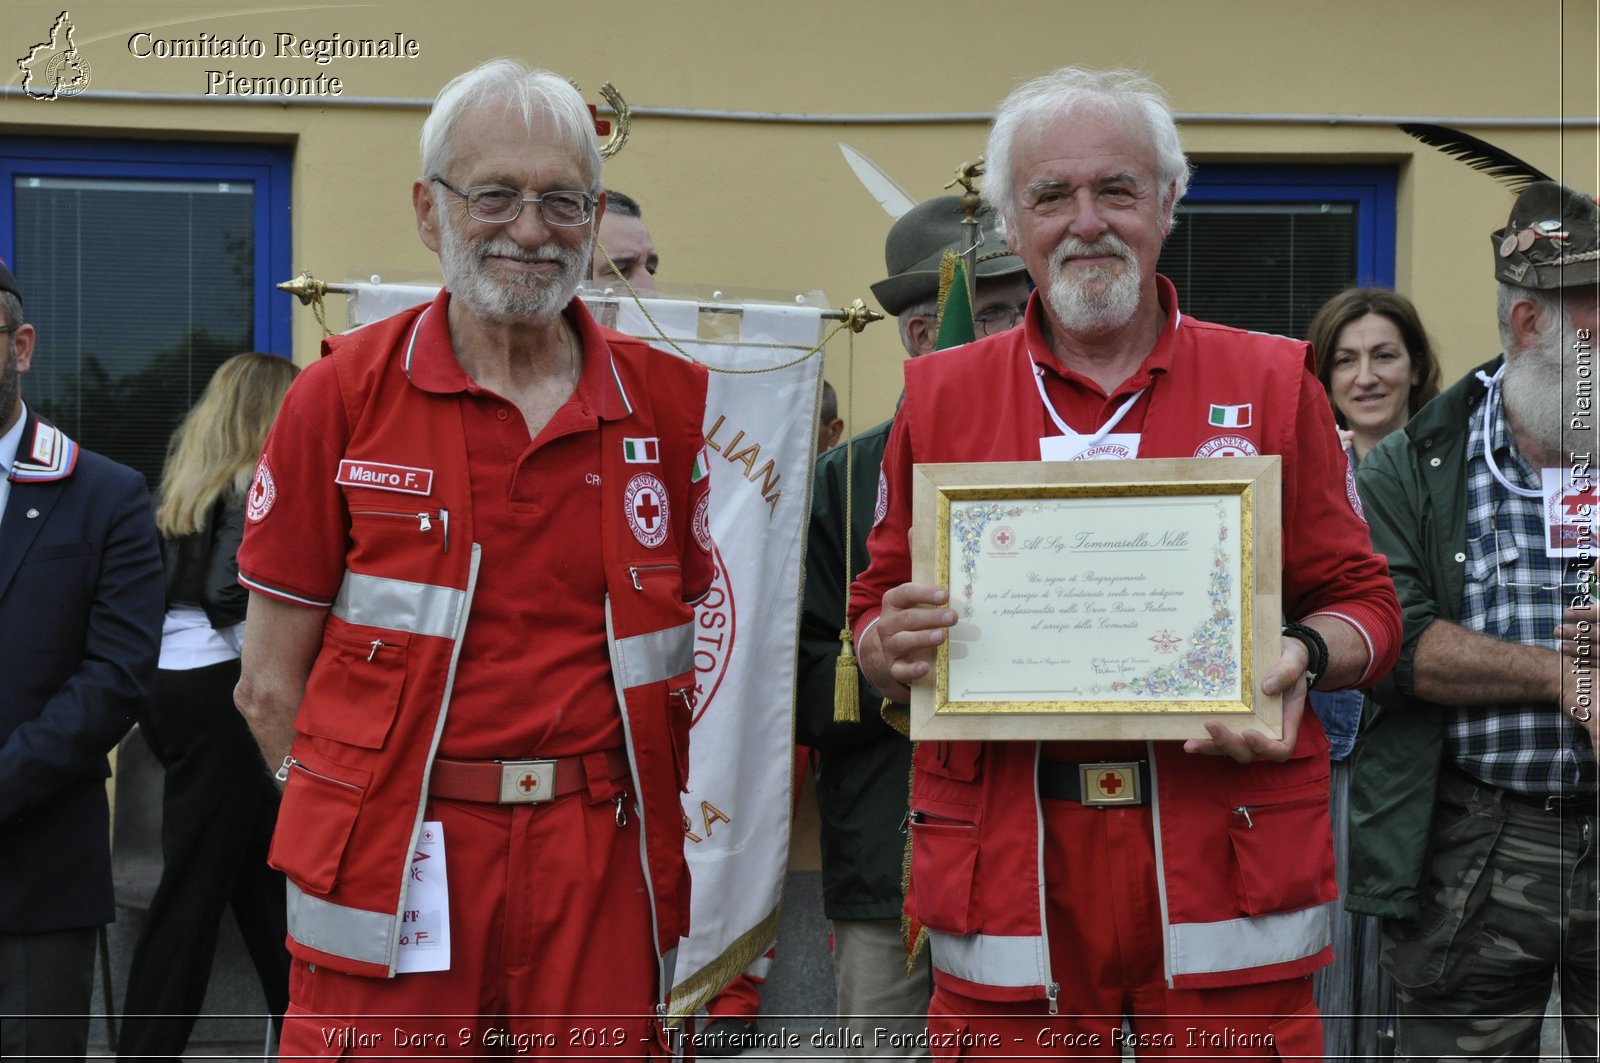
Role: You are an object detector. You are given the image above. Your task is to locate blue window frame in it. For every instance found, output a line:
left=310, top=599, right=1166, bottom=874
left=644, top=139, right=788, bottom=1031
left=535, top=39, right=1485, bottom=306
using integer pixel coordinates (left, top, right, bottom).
left=1158, top=164, right=1398, bottom=338
left=0, top=138, right=292, bottom=483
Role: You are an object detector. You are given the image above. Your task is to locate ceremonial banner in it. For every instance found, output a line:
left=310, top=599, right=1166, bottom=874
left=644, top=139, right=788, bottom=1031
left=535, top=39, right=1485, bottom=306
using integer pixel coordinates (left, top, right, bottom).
left=612, top=299, right=825, bottom=1018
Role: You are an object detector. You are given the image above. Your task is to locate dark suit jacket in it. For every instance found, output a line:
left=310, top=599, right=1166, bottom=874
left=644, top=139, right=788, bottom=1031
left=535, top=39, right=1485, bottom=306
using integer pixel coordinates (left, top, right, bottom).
left=0, top=410, right=163, bottom=933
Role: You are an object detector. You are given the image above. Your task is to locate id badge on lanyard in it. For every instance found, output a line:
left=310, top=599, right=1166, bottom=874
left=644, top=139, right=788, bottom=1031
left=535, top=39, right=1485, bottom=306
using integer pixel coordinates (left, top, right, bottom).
left=1032, top=361, right=1143, bottom=461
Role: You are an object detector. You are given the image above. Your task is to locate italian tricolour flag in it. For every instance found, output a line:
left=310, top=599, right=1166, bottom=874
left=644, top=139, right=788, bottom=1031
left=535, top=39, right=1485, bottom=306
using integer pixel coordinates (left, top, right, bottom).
left=623, top=437, right=660, bottom=463
left=1208, top=404, right=1252, bottom=429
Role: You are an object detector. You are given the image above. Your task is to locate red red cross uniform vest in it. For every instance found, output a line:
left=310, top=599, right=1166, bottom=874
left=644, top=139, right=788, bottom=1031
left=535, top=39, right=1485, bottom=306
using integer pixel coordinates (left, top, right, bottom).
left=263, top=304, right=708, bottom=995
left=856, top=291, right=1400, bottom=999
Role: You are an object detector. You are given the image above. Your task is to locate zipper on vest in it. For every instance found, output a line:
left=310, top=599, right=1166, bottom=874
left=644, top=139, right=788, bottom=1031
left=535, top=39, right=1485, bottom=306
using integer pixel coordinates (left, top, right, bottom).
left=275, top=754, right=364, bottom=791
left=628, top=563, right=678, bottom=591
left=907, top=808, right=972, bottom=827
left=1046, top=981, right=1059, bottom=1015
left=349, top=507, right=450, bottom=553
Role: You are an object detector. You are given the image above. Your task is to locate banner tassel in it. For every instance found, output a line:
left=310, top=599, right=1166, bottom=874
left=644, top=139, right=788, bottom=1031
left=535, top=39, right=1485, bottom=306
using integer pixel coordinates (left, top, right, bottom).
left=833, top=627, right=861, bottom=723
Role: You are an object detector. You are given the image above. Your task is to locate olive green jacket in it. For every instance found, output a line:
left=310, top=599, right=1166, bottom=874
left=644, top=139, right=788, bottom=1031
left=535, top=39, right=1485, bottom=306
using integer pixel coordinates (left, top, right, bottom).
left=1347, top=357, right=1499, bottom=918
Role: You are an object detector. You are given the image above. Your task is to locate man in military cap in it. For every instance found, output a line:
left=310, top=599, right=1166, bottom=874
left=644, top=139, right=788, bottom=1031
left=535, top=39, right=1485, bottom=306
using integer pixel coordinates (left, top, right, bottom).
left=0, top=259, right=164, bottom=1056
left=794, top=195, right=1028, bottom=1056
left=1352, top=180, right=1599, bottom=1058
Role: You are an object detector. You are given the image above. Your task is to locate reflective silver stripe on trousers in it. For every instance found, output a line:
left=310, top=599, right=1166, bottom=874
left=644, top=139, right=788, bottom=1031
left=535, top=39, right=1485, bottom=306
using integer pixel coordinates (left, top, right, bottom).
left=927, top=929, right=1048, bottom=989
left=332, top=571, right=466, bottom=638
left=285, top=880, right=396, bottom=969
left=611, top=621, right=693, bottom=689
left=1169, top=901, right=1332, bottom=977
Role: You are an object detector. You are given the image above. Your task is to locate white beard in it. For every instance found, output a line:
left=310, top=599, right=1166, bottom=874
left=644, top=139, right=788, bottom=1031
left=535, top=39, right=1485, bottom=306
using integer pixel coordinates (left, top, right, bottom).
left=1044, top=236, right=1142, bottom=334
left=438, top=213, right=589, bottom=324
left=1503, top=306, right=1577, bottom=455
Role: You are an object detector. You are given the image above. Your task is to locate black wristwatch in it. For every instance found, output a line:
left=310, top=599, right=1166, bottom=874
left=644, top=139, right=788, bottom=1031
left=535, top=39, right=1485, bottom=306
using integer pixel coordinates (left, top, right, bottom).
left=1282, top=622, right=1329, bottom=691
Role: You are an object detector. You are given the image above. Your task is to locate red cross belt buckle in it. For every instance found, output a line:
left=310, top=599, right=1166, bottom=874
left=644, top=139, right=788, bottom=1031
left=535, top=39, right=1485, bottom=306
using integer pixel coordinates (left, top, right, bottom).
left=498, top=759, right=558, bottom=803
left=1078, top=761, right=1142, bottom=806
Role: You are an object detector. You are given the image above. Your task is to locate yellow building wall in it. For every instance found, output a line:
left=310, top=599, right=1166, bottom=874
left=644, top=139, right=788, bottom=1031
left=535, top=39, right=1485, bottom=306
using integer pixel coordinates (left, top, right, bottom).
left=2, top=0, right=1596, bottom=431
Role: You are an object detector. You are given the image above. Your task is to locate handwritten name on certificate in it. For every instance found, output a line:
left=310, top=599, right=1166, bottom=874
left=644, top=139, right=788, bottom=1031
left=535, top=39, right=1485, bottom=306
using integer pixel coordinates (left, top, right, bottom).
left=946, top=495, right=1241, bottom=704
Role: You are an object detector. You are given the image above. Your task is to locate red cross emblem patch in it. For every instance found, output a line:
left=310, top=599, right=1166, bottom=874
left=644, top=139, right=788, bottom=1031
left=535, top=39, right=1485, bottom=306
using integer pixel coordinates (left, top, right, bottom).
left=624, top=472, right=670, bottom=548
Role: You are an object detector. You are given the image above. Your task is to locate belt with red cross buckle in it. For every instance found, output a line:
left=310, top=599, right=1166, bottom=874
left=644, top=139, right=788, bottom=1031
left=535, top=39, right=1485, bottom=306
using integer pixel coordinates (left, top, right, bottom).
left=429, top=750, right=630, bottom=805
left=1038, top=759, right=1149, bottom=807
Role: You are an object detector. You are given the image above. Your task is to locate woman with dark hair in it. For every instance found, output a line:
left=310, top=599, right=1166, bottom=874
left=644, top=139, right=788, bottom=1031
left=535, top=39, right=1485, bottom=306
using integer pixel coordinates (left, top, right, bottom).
left=1308, top=287, right=1442, bottom=463
left=1304, top=287, right=1442, bottom=1062
left=119, top=353, right=298, bottom=1061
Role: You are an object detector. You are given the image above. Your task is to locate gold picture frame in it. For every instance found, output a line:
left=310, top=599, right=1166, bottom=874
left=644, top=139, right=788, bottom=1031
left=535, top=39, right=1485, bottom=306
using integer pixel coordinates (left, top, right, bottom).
left=909, top=457, right=1282, bottom=741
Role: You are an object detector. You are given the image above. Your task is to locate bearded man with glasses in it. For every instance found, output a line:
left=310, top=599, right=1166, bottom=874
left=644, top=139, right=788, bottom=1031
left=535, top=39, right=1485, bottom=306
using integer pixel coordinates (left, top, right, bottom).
left=1351, top=181, right=1599, bottom=1060
left=236, top=58, right=714, bottom=1058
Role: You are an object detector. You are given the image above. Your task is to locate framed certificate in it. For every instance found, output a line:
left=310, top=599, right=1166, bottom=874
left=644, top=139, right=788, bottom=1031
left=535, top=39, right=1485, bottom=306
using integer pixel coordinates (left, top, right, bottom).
left=909, top=458, right=1282, bottom=741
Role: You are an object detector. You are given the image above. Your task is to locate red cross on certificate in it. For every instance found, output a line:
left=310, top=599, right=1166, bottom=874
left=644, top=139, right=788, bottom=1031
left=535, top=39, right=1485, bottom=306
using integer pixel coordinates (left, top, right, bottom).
left=1563, top=485, right=1597, bottom=518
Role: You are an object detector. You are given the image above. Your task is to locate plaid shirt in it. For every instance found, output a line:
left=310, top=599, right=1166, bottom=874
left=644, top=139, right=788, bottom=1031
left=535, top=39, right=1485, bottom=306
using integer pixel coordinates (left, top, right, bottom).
left=1452, top=382, right=1595, bottom=795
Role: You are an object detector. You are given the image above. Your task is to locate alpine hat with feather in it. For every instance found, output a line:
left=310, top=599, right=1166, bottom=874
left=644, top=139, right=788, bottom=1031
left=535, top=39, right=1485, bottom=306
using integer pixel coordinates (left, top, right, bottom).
left=1491, top=181, right=1600, bottom=291
left=1397, top=125, right=1596, bottom=291
left=870, top=195, right=1025, bottom=316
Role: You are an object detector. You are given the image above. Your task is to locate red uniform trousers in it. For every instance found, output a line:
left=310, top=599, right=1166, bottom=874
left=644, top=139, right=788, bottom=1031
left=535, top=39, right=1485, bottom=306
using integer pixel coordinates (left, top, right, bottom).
left=279, top=786, right=660, bottom=1060
left=927, top=795, right=1322, bottom=1061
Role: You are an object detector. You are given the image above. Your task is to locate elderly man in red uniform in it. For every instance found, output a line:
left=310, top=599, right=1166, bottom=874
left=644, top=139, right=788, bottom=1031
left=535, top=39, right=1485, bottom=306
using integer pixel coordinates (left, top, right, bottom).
left=850, top=67, right=1401, bottom=1057
left=235, top=58, right=711, bottom=1058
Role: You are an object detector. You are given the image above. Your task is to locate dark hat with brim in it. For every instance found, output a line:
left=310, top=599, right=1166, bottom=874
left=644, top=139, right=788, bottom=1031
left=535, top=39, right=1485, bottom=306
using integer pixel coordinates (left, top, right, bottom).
left=0, top=259, right=19, bottom=304
left=870, top=195, right=1027, bottom=316
left=1491, top=180, right=1600, bottom=290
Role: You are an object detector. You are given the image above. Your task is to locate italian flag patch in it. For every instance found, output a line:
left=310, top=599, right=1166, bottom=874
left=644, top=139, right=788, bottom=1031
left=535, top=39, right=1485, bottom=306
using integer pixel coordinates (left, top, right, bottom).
left=623, top=437, right=660, bottom=463
left=1208, top=404, right=1252, bottom=428
left=690, top=447, right=710, bottom=483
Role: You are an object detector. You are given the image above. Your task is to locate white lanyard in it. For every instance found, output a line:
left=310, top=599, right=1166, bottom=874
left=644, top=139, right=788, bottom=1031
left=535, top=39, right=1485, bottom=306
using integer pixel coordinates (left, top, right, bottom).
left=1475, top=366, right=1541, bottom=499
left=1031, top=358, right=1145, bottom=445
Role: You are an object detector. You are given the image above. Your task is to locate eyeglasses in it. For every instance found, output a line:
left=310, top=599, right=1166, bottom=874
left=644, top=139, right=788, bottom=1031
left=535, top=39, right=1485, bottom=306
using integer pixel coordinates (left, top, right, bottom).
left=431, top=176, right=596, bottom=227
left=973, top=303, right=1028, bottom=337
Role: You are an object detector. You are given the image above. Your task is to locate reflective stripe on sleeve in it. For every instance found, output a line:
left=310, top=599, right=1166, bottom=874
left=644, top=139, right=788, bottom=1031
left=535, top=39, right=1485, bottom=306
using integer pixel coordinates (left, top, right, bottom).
left=286, top=880, right=397, bottom=969
left=611, top=621, right=693, bottom=690
left=332, top=571, right=467, bottom=638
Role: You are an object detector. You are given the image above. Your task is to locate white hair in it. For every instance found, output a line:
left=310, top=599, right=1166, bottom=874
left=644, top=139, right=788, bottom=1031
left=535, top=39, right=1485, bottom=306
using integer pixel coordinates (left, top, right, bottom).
left=896, top=296, right=940, bottom=354
left=1495, top=281, right=1563, bottom=356
left=419, top=58, right=601, bottom=191
left=985, top=67, right=1191, bottom=235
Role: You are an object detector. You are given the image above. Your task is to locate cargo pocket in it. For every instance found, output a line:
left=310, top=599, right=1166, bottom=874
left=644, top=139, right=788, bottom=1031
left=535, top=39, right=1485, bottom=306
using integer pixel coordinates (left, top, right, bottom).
left=269, top=757, right=370, bottom=896
left=909, top=806, right=981, bottom=935
left=1227, top=780, right=1335, bottom=916
left=297, top=626, right=410, bottom=749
